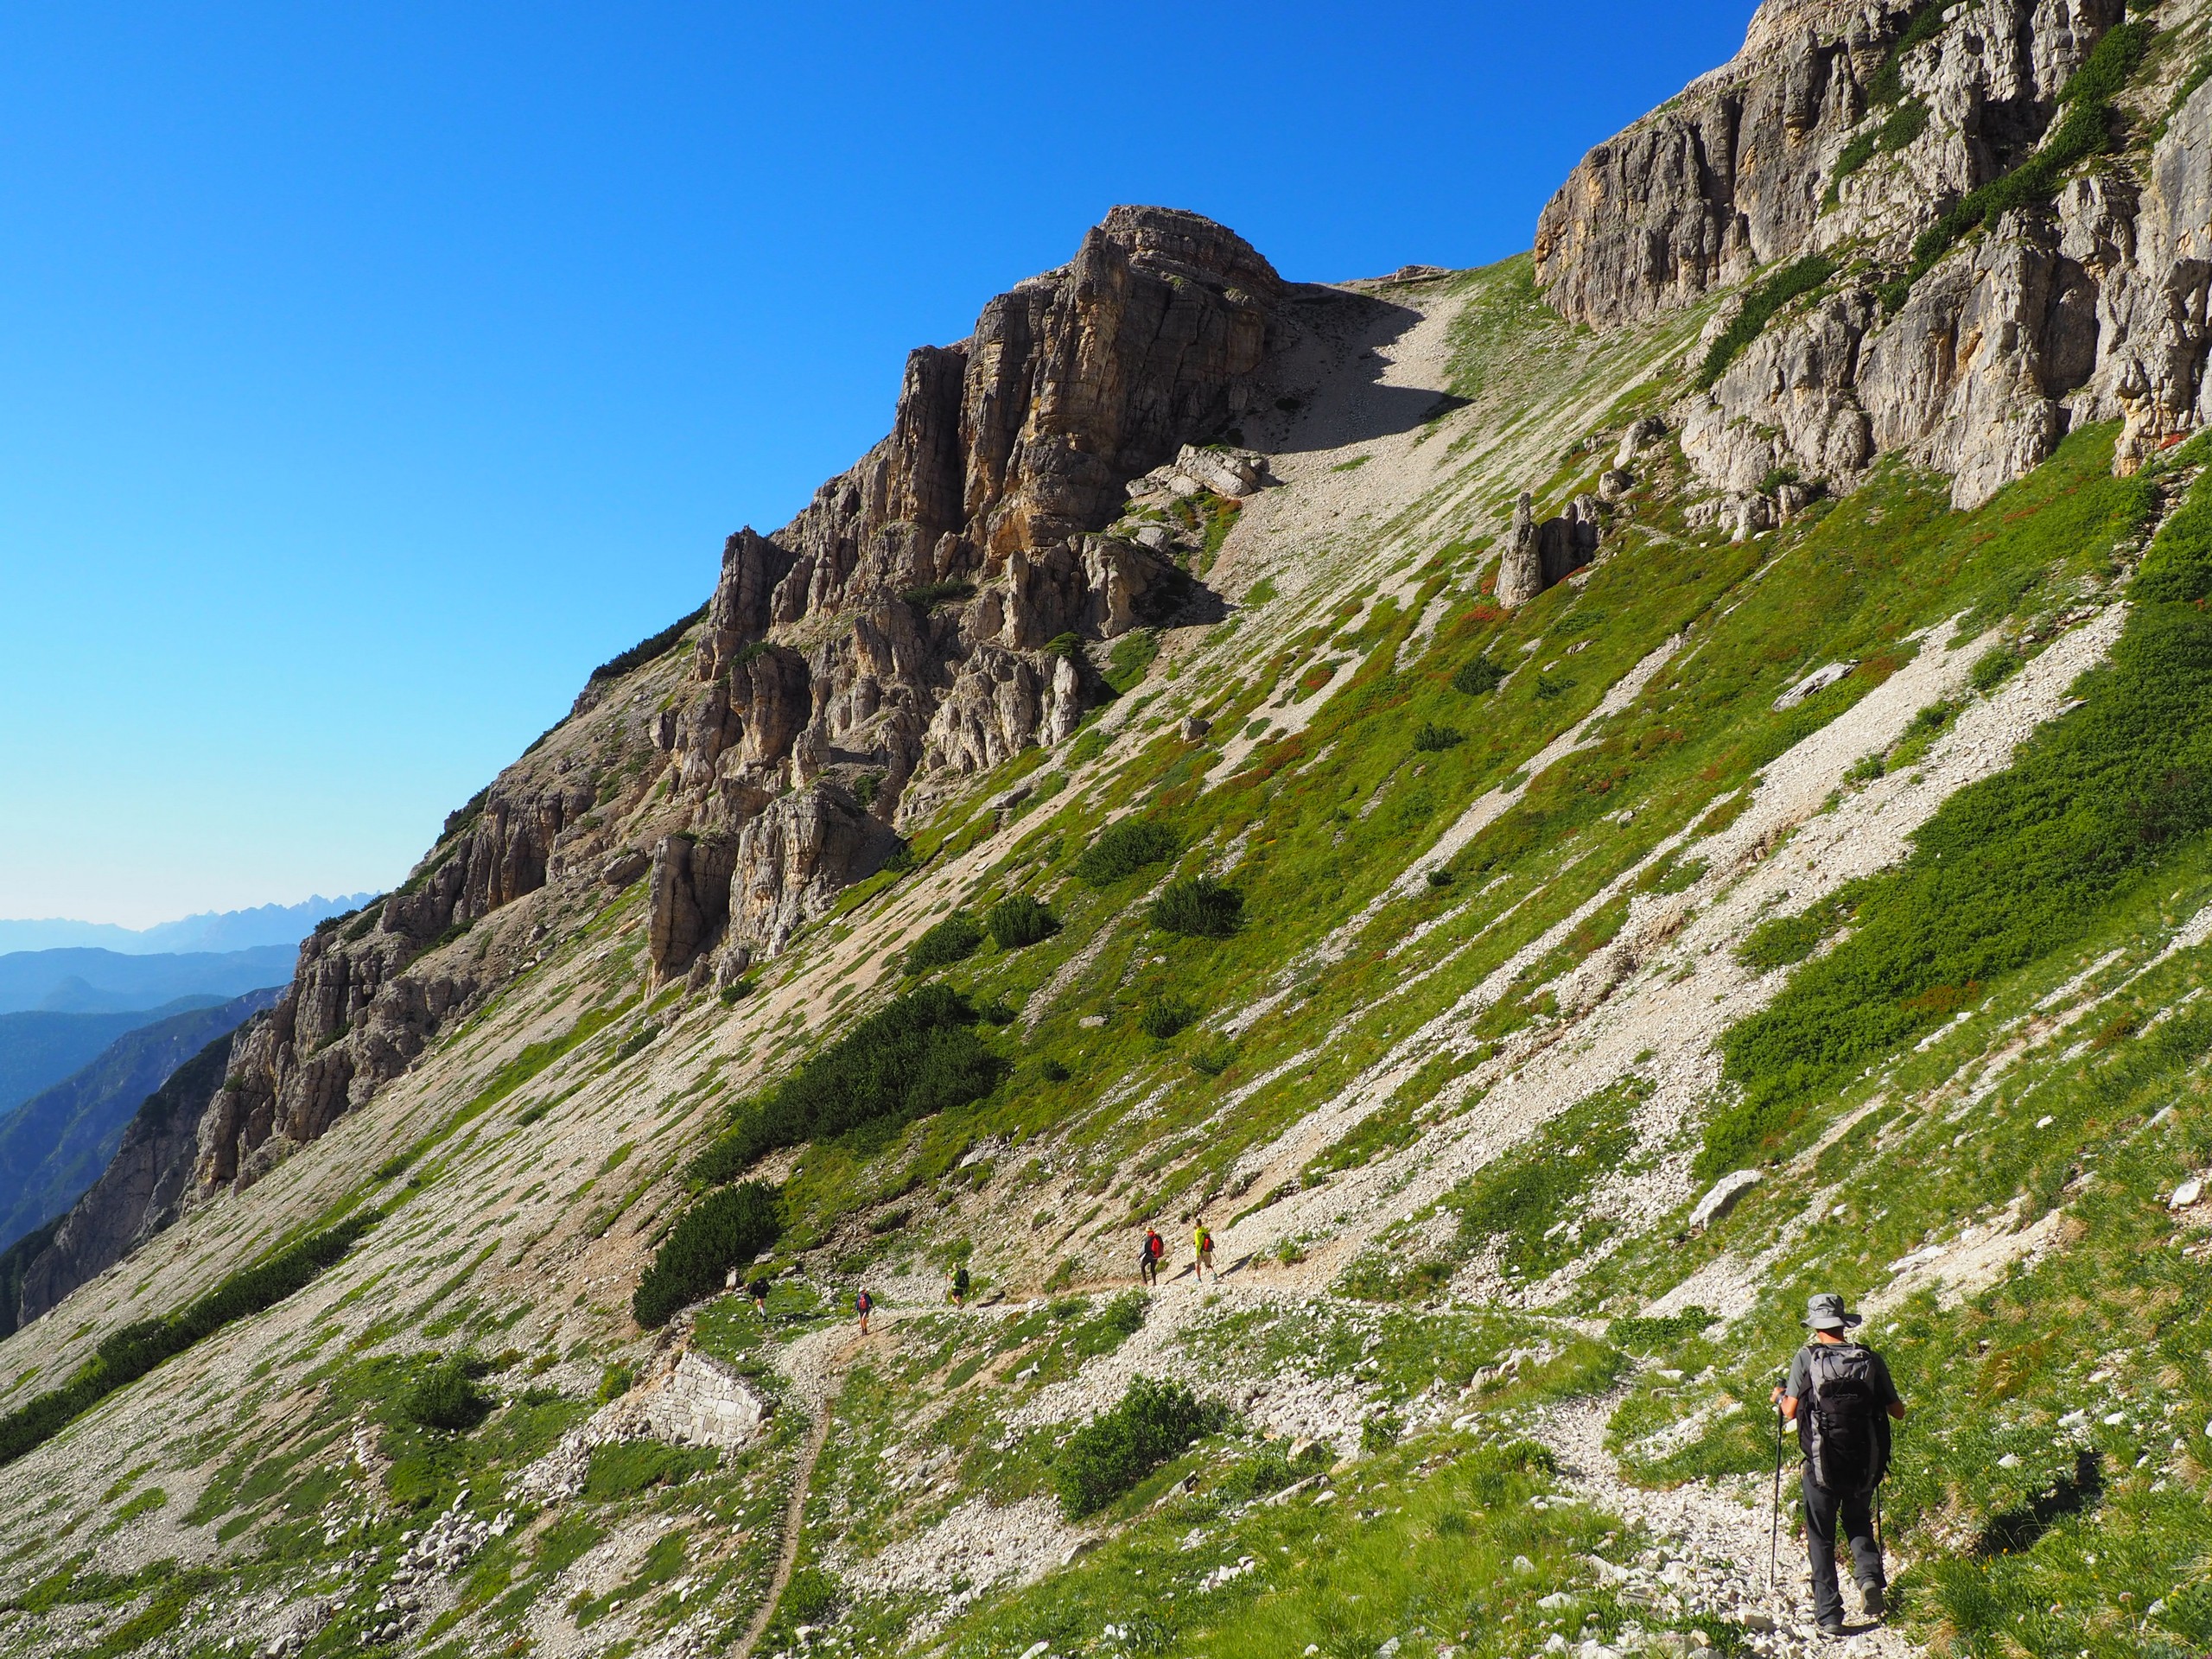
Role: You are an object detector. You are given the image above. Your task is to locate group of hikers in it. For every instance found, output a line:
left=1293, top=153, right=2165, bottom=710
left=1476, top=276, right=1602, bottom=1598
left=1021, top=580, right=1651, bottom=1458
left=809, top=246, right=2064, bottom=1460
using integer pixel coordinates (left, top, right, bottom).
left=1137, top=1218, right=1217, bottom=1285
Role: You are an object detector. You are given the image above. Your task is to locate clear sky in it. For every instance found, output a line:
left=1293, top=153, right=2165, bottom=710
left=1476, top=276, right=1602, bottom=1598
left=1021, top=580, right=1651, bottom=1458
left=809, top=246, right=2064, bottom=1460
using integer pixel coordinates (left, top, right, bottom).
left=0, top=1, right=1755, bottom=927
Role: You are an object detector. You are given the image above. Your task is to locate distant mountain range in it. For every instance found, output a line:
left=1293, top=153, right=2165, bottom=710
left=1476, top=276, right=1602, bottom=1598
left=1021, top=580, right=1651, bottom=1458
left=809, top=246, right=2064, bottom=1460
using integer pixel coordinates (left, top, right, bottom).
left=0, top=944, right=299, bottom=1017
left=0, top=996, right=228, bottom=1117
left=0, top=893, right=373, bottom=957
left=0, top=988, right=280, bottom=1254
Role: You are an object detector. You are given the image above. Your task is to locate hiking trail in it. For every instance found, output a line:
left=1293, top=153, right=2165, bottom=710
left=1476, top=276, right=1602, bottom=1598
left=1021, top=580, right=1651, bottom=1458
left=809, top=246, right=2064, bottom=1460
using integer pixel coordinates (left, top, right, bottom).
left=1533, top=1386, right=1926, bottom=1658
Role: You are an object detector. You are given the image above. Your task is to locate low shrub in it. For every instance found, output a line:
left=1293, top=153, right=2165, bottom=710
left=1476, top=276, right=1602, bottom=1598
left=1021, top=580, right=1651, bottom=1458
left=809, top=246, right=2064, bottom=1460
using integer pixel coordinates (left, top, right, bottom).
left=904, top=912, right=983, bottom=975
left=899, top=580, right=976, bottom=612
left=1052, top=1377, right=1227, bottom=1518
left=1361, top=1411, right=1404, bottom=1452
left=401, top=1356, right=492, bottom=1433
left=1700, top=253, right=1838, bottom=387
left=985, top=894, right=1060, bottom=950
left=582, top=1440, right=720, bottom=1501
left=1151, top=875, right=1243, bottom=938
left=1140, top=996, right=1200, bottom=1040
left=587, top=602, right=709, bottom=686
left=780, top=1567, right=841, bottom=1624
left=1607, top=1306, right=1715, bottom=1354
left=1413, top=722, right=1465, bottom=753
left=687, top=986, right=1006, bottom=1183
left=632, top=1182, right=785, bottom=1328
left=1452, top=658, right=1506, bottom=696
left=1076, top=818, right=1180, bottom=886
left=1970, top=645, right=2024, bottom=694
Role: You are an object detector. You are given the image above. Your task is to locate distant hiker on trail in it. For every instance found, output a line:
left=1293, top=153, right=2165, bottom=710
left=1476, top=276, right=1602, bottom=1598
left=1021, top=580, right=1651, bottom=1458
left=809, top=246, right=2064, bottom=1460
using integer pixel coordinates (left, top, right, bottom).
left=855, top=1287, right=874, bottom=1336
left=1192, top=1220, right=1217, bottom=1284
left=947, top=1263, right=970, bottom=1306
left=1771, top=1292, right=1905, bottom=1637
left=1140, top=1227, right=1165, bottom=1287
left=749, top=1274, right=770, bottom=1317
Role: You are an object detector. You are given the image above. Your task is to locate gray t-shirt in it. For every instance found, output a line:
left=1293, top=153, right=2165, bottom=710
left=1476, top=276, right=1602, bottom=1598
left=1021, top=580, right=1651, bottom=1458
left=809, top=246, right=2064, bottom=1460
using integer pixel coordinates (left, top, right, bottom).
left=1787, top=1342, right=1900, bottom=1412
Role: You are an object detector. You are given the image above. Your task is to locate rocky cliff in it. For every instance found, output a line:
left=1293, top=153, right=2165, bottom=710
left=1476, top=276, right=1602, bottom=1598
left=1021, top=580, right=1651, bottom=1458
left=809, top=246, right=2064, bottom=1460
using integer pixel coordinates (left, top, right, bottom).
left=1539, top=0, right=2209, bottom=513
left=8, top=207, right=1306, bottom=1295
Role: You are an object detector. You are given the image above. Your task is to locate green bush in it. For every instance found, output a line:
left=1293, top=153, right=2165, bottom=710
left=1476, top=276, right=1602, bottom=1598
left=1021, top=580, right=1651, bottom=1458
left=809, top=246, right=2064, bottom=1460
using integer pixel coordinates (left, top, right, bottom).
left=688, top=987, right=1005, bottom=1184
left=1699, top=254, right=1838, bottom=387
left=1076, top=818, right=1180, bottom=886
left=1412, top=722, right=1465, bottom=753
left=632, top=1182, right=785, bottom=1328
left=1737, top=895, right=1853, bottom=972
left=904, top=912, right=982, bottom=975
left=1151, top=875, right=1243, bottom=938
left=899, top=579, right=976, bottom=611
left=587, top=601, right=709, bottom=686
left=1703, top=473, right=2212, bottom=1176
left=1452, top=656, right=1505, bottom=696
left=1217, top=1440, right=1330, bottom=1503
left=1139, top=996, right=1199, bottom=1040
left=582, top=1440, right=720, bottom=1500
left=985, top=893, right=1060, bottom=950
left=401, top=1357, right=492, bottom=1433
left=780, top=1567, right=841, bottom=1624
left=1361, top=1411, right=1404, bottom=1453
left=0, top=1211, right=378, bottom=1469
left=1607, top=1306, right=1715, bottom=1354
left=1970, top=645, right=2024, bottom=694
left=1053, top=1377, right=1227, bottom=1518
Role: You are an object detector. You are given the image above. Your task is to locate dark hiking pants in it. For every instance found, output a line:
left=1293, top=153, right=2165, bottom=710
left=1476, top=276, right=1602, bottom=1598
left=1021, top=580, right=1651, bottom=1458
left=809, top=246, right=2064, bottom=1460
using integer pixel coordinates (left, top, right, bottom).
left=1802, top=1470, right=1884, bottom=1626
left=1140, top=1255, right=1158, bottom=1286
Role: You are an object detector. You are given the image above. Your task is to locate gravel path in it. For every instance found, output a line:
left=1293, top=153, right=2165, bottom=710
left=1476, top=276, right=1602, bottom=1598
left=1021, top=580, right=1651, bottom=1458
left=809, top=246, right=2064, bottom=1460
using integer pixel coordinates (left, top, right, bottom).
left=1533, top=1389, right=1926, bottom=1658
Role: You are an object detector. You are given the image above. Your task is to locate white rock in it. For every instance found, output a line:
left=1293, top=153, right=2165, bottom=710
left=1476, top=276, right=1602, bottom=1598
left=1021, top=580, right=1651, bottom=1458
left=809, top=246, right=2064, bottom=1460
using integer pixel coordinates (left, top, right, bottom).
left=2171, top=1176, right=2202, bottom=1209
left=1997, top=1453, right=2020, bottom=1468
left=1687, top=1171, right=1761, bottom=1231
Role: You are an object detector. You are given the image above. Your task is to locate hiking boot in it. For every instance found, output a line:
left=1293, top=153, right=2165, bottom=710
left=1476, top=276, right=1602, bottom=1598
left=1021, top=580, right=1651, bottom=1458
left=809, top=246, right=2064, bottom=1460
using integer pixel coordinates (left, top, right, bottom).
left=1859, top=1580, right=1886, bottom=1618
left=1816, top=1618, right=1847, bottom=1639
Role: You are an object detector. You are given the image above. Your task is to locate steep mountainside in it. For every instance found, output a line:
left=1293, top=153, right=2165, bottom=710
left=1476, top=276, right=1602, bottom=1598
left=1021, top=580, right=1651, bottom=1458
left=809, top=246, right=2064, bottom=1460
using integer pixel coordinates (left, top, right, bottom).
left=0, top=996, right=225, bottom=1118
left=4, top=5, right=2212, bottom=1659
left=0, top=988, right=280, bottom=1258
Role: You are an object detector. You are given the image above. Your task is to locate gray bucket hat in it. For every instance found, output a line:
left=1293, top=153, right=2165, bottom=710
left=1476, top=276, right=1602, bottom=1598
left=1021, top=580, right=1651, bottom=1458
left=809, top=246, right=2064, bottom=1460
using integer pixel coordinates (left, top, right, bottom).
left=1806, top=1292, right=1864, bottom=1332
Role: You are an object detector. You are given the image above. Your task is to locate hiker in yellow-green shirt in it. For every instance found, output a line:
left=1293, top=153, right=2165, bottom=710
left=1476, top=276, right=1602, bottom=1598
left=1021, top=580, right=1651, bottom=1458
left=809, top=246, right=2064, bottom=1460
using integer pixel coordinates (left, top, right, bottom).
left=1192, top=1219, right=1217, bottom=1284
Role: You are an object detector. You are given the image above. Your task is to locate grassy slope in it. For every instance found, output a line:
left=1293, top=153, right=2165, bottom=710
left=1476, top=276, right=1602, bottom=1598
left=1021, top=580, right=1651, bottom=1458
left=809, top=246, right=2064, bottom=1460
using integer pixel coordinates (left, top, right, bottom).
left=0, top=259, right=2208, bottom=1659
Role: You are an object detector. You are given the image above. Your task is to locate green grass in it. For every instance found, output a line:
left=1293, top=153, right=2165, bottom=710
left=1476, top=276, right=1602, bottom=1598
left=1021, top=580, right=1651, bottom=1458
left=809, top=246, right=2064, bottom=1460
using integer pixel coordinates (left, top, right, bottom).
left=1701, top=459, right=2201, bottom=1177
left=1699, top=254, right=1837, bottom=387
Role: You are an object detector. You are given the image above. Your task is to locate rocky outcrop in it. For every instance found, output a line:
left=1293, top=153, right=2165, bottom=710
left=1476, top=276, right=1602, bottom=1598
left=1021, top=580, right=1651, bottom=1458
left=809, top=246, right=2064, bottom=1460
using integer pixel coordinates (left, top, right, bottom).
left=1533, top=0, right=2212, bottom=510
left=16, top=207, right=1307, bottom=1307
left=1495, top=492, right=1603, bottom=608
left=645, top=206, right=1291, bottom=981
left=1535, top=0, right=2120, bottom=328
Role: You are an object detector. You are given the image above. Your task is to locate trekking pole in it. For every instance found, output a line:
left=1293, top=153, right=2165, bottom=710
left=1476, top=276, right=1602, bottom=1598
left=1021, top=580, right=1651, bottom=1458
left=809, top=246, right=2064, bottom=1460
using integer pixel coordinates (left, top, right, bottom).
left=1770, top=1395, right=1786, bottom=1591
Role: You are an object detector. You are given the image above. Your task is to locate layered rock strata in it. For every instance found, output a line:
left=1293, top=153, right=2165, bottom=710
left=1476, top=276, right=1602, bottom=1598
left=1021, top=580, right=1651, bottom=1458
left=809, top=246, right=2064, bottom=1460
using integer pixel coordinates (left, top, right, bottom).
left=1537, top=0, right=2212, bottom=509
left=3, top=207, right=1295, bottom=1319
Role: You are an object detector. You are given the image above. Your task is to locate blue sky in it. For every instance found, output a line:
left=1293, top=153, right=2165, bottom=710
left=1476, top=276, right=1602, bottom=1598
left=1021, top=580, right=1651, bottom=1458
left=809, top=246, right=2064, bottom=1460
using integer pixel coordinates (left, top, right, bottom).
left=0, top=1, right=1753, bottom=927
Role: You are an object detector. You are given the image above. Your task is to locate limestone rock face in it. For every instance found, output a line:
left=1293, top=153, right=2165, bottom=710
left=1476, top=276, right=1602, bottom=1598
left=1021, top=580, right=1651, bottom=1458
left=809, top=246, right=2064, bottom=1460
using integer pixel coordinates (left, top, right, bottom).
left=1495, top=492, right=1601, bottom=608
left=723, top=783, right=896, bottom=958
left=1532, top=0, right=2212, bottom=509
left=0, top=210, right=1320, bottom=1287
left=637, top=205, right=1280, bottom=978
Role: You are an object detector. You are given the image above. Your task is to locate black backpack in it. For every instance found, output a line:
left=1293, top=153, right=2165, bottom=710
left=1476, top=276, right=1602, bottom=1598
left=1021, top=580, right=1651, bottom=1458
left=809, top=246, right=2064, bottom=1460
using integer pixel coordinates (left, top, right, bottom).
left=1797, top=1343, right=1891, bottom=1496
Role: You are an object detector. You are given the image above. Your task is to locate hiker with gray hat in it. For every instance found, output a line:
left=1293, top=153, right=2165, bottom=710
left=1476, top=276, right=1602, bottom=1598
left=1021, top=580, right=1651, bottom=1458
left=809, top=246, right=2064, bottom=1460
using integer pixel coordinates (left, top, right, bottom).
left=1770, top=1292, right=1906, bottom=1637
